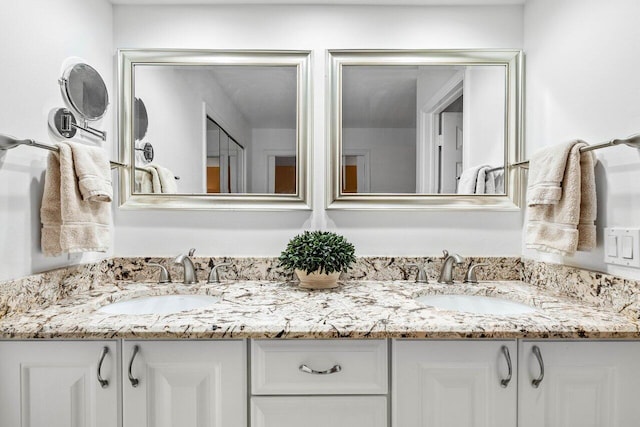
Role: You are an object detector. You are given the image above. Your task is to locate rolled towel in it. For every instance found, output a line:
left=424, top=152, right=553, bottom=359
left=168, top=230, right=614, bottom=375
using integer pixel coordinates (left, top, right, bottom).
left=68, top=141, right=112, bottom=202
left=41, top=143, right=111, bottom=256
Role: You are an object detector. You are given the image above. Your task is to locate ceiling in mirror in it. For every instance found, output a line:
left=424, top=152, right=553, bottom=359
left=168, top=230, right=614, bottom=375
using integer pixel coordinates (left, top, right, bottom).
left=118, top=50, right=311, bottom=210
left=327, top=50, right=523, bottom=210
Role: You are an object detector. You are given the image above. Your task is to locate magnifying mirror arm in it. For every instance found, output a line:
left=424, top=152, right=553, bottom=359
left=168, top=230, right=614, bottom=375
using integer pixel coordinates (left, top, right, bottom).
left=70, top=120, right=107, bottom=141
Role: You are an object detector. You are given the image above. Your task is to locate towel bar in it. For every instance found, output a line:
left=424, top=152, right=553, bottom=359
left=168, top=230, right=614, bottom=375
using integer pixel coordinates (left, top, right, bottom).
left=0, top=133, right=179, bottom=180
left=486, top=133, right=640, bottom=172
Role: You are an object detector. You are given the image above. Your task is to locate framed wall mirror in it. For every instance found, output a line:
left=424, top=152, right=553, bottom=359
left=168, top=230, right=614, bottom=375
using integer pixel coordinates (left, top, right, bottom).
left=118, top=49, right=312, bottom=210
left=327, top=50, right=524, bottom=210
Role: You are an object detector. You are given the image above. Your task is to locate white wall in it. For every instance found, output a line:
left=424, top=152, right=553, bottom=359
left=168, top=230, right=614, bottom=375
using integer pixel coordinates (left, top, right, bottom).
left=135, top=67, right=204, bottom=193
left=464, top=66, right=505, bottom=169
left=0, top=0, right=113, bottom=281
left=523, top=0, right=640, bottom=279
left=250, top=128, right=296, bottom=193
left=136, top=67, right=252, bottom=193
left=112, top=4, right=524, bottom=258
left=344, top=128, right=416, bottom=193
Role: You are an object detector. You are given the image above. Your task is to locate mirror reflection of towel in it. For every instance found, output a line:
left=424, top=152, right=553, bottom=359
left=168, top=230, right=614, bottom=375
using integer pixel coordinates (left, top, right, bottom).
left=457, top=165, right=488, bottom=194
left=135, top=165, right=177, bottom=194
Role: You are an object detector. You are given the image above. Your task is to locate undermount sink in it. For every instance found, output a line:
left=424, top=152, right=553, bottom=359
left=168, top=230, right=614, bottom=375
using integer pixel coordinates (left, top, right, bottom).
left=415, top=294, right=537, bottom=316
left=98, top=294, right=220, bottom=315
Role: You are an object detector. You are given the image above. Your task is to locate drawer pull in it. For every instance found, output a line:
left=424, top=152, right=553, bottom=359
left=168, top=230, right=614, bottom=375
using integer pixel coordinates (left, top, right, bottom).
left=499, top=345, right=512, bottom=388
left=97, top=346, right=109, bottom=389
left=531, top=345, right=545, bottom=388
left=128, top=345, right=140, bottom=387
left=299, top=364, right=342, bottom=375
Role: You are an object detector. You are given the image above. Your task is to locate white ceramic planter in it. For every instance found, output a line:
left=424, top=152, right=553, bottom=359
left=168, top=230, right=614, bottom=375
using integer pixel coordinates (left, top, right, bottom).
left=294, top=269, right=341, bottom=289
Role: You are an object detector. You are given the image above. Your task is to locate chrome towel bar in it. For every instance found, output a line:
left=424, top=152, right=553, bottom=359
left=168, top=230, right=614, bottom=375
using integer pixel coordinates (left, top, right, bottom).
left=0, top=133, right=179, bottom=180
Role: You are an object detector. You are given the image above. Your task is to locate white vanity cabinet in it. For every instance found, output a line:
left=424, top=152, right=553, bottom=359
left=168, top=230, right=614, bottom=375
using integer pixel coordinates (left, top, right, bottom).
left=0, top=340, right=119, bottom=427
left=250, top=339, right=388, bottom=427
left=122, top=340, right=246, bottom=427
left=392, top=340, right=518, bottom=427
left=518, top=340, right=640, bottom=427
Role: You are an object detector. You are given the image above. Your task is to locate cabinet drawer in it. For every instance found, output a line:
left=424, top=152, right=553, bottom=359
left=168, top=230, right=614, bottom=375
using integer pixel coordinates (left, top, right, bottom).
left=251, top=339, right=388, bottom=395
left=251, top=396, right=387, bottom=427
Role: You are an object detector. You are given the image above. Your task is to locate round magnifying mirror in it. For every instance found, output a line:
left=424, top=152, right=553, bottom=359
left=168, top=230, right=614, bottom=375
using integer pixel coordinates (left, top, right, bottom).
left=134, top=97, right=149, bottom=141
left=60, top=63, right=109, bottom=121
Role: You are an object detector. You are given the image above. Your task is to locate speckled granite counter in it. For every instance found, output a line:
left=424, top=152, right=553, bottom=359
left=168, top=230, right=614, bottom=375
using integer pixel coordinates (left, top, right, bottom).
left=1, top=279, right=638, bottom=339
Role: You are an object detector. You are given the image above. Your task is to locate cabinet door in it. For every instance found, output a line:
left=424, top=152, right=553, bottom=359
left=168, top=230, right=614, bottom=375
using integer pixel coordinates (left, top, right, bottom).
left=519, top=341, right=640, bottom=427
left=252, top=396, right=387, bottom=427
left=122, top=340, right=246, bottom=427
left=393, top=340, right=517, bottom=427
left=0, top=340, right=119, bottom=427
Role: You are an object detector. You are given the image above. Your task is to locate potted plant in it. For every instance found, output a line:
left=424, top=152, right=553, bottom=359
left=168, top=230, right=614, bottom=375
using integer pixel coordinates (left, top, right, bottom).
left=279, top=231, right=356, bottom=289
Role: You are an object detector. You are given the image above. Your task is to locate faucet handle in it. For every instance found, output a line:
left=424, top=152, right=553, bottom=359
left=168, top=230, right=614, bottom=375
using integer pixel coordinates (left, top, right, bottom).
left=208, top=263, right=231, bottom=284
left=442, top=250, right=449, bottom=258
left=464, top=263, right=489, bottom=284
left=188, top=248, right=196, bottom=256
left=406, top=264, right=428, bottom=283
left=148, top=263, right=172, bottom=284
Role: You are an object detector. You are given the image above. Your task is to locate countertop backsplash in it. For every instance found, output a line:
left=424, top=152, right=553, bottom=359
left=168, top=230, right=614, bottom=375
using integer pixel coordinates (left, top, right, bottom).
left=106, top=256, right=522, bottom=283
left=523, top=259, right=640, bottom=322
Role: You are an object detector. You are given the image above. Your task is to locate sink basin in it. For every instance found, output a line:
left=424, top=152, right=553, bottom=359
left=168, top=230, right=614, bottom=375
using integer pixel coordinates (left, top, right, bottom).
left=415, top=294, right=536, bottom=315
left=98, top=294, right=220, bottom=315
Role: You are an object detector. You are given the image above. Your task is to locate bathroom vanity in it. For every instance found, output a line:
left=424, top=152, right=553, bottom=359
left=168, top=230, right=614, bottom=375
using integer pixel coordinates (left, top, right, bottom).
left=1, top=274, right=639, bottom=427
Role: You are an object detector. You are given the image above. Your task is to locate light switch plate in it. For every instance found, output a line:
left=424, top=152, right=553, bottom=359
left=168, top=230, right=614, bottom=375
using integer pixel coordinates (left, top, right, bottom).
left=605, top=228, right=640, bottom=267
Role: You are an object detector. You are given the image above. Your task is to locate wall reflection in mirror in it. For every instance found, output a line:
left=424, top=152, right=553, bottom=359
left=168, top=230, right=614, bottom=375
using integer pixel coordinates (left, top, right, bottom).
left=341, top=64, right=506, bottom=195
left=133, top=65, right=297, bottom=195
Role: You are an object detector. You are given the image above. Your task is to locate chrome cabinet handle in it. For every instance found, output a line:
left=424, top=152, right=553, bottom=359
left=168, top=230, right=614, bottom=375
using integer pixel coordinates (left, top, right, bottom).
left=531, top=345, right=545, bottom=388
left=299, top=364, right=342, bottom=375
left=499, top=345, right=512, bottom=388
left=97, top=347, right=109, bottom=389
left=128, top=345, right=140, bottom=387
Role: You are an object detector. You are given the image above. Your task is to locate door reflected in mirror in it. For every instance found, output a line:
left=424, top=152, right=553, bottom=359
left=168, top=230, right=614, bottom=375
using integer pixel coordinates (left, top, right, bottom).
left=133, top=64, right=297, bottom=195
left=340, top=64, right=506, bottom=195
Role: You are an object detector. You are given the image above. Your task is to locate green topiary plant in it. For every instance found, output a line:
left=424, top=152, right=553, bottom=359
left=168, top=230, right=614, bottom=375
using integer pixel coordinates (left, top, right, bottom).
left=279, top=231, right=356, bottom=275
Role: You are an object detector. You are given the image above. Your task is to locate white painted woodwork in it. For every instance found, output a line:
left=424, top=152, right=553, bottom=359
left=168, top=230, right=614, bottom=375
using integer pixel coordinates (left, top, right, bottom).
left=122, top=340, right=246, bottom=427
left=0, top=340, right=119, bottom=427
left=251, top=396, right=387, bottom=427
left=393, top=340, right=517, bottom=427
left=440, top=111, right=464, bottom=193
left=251, top=339, right=388, bottom=395
left=519, top=341, right=640, bottom=427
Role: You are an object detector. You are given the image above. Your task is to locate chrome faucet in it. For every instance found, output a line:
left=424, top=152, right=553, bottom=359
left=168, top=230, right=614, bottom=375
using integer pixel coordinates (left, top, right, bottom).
left=174, top=248, right=197, bottom=284
left=208, top=262, right=231, bottom=284
left=438, top=250, right=465, bottom=284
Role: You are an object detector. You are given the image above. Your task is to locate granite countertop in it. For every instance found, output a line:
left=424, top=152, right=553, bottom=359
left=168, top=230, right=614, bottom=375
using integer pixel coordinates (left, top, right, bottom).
left=1, top=279, right=639, bottom=339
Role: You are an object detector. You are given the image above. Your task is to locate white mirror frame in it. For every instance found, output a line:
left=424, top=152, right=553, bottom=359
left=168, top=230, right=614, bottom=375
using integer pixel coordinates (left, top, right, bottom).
left=118, top=49, right=312, bottom=210
left=327, top=49, right=524, bottom=211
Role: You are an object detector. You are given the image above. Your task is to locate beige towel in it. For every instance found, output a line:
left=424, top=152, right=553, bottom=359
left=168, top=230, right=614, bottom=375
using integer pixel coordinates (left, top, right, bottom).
left=483, top=168, right=497, bottom=194
left=41, top=143, right=110, bottom=256
left=526, top=140, right=578, bottom=205
left=458, top=165, right=489, bottom=194
left=476, top=166, right=498, bottom=194
left=136, top=165, right=177, bottom=194
left=154, top=165, right=178, bottom=194
left=135, top=169, right=153, bottom=193
left=68, top=142, right=112, bottom=202
left=140, top=166, right=161, bottom=193
left=526, top=142, right=597, bottom=255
